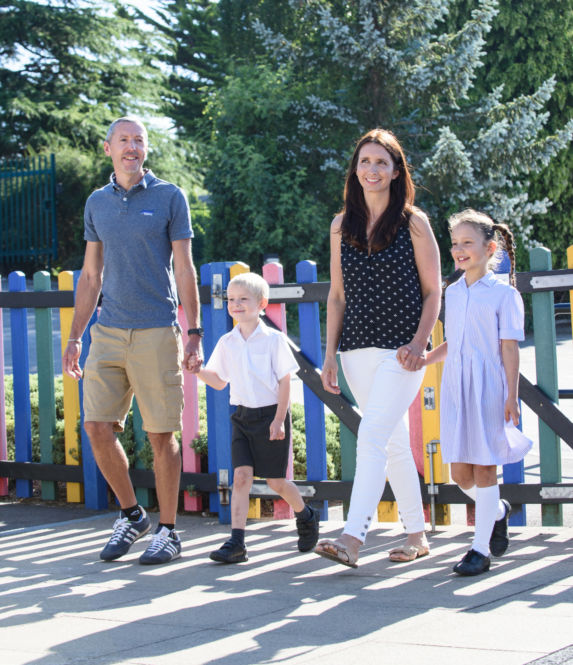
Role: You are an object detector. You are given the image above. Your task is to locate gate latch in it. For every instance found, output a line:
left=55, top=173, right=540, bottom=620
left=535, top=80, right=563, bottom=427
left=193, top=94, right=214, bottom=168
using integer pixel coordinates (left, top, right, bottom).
left=212, top=274, right=224, bottom=309
left=218, top=469, right=230, bottom=505
left=424, top=386, right=435, bottom=410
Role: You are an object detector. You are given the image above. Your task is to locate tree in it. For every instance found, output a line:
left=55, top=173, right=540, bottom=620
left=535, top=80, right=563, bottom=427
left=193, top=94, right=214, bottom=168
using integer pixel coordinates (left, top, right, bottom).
left=0, top=0, right=166, bottom=156
left=193, top=0, right=573, bottom=273
left=202, top=64, right=330, bottom=274
left=449, top=0, right=573, bottom=267
left=0, top=0, right=197, bottom=269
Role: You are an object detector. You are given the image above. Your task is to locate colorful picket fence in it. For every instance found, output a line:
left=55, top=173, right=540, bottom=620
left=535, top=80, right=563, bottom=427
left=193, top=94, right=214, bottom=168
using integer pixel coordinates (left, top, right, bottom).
left=1, top=245, right=572, bottom=528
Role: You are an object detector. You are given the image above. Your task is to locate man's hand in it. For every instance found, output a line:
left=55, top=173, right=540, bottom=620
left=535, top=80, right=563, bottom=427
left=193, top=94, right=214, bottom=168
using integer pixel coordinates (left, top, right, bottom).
left=63, top=340, right=83, bottom=380
left=183, top=334, right=203, bottom=372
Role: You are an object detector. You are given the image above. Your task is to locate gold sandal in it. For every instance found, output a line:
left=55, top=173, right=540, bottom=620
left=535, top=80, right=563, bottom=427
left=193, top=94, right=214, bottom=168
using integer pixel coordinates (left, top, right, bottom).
left=388, top=543, right=430, bottom=563
left=314, top=539, right=359, bottom=568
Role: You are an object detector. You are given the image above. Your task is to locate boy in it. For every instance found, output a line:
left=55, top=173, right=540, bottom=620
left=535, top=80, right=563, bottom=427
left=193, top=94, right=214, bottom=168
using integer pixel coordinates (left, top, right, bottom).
left=195, top=272, right=320, bottom=563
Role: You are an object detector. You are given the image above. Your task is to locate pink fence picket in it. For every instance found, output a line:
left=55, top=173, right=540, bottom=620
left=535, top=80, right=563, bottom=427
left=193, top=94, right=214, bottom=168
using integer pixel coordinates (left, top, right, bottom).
left=263, top=261, right=293, bottom=519
left=178, top=306, right=202, bottom=511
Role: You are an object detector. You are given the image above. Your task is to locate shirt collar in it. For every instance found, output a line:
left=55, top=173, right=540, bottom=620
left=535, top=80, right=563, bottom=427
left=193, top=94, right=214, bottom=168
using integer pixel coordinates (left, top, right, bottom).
left=110, top=169, right=154, bottom=192
left=230, top=318, right=270, bottom=341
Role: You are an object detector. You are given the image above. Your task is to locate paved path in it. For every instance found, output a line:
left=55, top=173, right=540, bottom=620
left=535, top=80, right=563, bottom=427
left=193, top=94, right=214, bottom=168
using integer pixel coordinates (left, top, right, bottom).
left=0, top=504, right=572, bottom=665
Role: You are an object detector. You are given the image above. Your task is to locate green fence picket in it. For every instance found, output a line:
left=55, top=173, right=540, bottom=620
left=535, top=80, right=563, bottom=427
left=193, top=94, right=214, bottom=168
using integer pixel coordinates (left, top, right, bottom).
left=530, top=247, right=562, bottom=526
left=33, top=270, right=57, bottom=500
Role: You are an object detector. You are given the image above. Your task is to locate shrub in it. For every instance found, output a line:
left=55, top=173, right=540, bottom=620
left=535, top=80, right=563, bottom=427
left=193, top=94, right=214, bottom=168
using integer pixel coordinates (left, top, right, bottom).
left=5, top=374, right=156, bottom=470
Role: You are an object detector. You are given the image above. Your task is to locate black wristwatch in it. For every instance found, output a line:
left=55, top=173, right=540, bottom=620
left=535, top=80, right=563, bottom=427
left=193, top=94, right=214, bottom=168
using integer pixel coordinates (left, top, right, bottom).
left=187, top=327, right=204, bottom=337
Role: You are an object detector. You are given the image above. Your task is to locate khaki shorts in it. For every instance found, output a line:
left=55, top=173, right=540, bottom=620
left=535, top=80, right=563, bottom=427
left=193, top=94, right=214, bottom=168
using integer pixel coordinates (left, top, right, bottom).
left=83, top=323, right=184, bottom=433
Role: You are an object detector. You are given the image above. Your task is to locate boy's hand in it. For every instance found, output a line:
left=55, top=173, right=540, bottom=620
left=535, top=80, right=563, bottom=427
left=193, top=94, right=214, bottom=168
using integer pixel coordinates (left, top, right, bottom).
left=504, top=398, right=520, bottom=426
left=269, top=419, right=285, bottom=440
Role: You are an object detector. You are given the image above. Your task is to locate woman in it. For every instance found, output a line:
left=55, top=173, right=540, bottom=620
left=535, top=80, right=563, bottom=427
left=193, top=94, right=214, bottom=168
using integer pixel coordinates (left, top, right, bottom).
left=315, top=128, right=441, bottom=568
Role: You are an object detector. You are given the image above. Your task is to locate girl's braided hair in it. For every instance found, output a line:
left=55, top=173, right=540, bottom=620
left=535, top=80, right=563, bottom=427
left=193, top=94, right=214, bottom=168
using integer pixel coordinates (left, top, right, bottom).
left=448, top=208, right=516, bottom=286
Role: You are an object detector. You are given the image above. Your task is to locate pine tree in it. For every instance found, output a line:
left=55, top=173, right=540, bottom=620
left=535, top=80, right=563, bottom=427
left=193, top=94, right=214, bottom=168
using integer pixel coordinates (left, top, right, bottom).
left=187, top=0, right=573, bottom=270
left=449, top=0, right=573, bottom=266
left=0, top=0, right=164, bottom=156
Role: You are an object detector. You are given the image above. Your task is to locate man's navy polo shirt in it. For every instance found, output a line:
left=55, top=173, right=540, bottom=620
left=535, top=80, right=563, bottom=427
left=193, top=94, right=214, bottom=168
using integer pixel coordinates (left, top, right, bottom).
left=84, top=170, right=193, bottom=329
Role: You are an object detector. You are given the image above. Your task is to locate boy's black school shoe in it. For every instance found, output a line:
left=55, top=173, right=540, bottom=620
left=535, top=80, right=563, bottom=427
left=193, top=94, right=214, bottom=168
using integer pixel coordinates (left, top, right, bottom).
left=209, top=539, right=248, bottom=564
left=296, top=506, right=320, bottom=552
left=453, top=549, right=491, bottom=576
left=490, top=499, right=512, bottom=557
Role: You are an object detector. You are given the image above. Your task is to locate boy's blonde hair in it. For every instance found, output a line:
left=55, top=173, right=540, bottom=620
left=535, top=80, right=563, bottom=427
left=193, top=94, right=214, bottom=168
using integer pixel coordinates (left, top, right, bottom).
left=448, top=208, right=516, bottom=286
left=227, top=272, right=269, bottom=302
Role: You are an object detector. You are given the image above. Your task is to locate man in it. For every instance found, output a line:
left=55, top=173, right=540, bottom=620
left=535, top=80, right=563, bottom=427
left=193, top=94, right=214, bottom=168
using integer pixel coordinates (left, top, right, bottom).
left=63, top=117, right=202, bottom=565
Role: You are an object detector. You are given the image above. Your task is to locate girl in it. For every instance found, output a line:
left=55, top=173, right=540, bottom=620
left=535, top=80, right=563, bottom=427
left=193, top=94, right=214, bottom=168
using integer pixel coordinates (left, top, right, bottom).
left=424, top=209, right=532, bottom=576
left=315, top=128, right=441, bottom=568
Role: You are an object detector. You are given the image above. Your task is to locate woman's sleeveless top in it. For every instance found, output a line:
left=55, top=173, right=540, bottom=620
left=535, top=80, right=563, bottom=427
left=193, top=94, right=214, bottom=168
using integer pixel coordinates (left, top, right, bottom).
left=339, top=223, right=423, bottom=352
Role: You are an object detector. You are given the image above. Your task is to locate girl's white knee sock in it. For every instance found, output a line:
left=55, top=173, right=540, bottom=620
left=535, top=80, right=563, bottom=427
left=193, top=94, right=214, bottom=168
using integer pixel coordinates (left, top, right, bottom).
left=472, top=485, right=500, bottom=556
left=460, top=484, right=505, bottom=520
left=460, top=485, right=477, bottom=501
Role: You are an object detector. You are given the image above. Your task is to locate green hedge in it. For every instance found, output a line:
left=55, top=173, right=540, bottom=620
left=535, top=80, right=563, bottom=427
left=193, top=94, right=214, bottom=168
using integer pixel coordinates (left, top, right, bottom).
left=4, top=378, right=342, bottom=480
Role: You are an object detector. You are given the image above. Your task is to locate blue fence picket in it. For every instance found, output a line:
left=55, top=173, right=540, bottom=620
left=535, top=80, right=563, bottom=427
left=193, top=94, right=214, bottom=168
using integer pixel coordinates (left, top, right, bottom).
left=494, top=255, right=526, bottom=526
left=9, top=271, right=32, bottom=497
left=296, top=260, right=328, bottom=518
left=202, top=261, right=235, bottom=523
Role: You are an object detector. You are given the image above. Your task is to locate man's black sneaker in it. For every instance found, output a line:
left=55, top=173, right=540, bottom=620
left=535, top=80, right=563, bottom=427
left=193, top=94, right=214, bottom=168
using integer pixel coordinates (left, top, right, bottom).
left=490, top=499, right=512, bottom=557
left=209, top=539, right=248, bottom=563
left=296, top=506, right=320, bottom=552
left=100, top=512, right=151, bottom=561
left=139, top=526, right=182, bottom=565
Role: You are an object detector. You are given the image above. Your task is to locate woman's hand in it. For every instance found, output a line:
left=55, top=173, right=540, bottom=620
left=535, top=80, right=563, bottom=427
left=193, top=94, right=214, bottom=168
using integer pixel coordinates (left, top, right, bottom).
left=321, top=355, right=341, bottom=394
left=396, top=340, right=426, bottom=372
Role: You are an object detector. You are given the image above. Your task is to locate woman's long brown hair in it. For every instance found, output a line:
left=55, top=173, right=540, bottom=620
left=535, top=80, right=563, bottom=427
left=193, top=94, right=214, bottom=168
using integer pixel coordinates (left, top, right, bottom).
left=340, top=128, right=415, bottom=253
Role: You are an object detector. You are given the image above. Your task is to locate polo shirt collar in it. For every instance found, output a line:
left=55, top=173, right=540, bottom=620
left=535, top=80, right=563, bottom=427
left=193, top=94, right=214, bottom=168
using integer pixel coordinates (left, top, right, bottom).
left=110, top=169, right=155, bottom=192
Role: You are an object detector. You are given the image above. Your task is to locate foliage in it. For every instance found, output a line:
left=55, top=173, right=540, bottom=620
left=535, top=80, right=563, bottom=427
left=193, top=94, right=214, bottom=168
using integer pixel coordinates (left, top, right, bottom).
left=0, top=0, right=202, bottom=271
left=448, top=0, right=573, bottom=268
left=4, top=374, right=65, bottom=464
left=5, top=374, right=158, bottom=471
left=291, top=402, right=341, bottom=481
left=201, top=64, right=332, bottom=276
left=0, top=0, right=164, bottom=157
left=178, top=0, right=573, bottom=273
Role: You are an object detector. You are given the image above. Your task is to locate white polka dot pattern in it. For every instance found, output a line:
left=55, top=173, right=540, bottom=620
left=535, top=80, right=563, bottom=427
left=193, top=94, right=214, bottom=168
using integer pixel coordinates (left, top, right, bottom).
left=339, top=225, right=422, bottom=352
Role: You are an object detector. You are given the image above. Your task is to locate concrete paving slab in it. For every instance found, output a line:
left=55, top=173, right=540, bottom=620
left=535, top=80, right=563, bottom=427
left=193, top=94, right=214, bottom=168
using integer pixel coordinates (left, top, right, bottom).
left=0, top=507, right=571, bottom=665
left=0, top=507, right=573, bottom=665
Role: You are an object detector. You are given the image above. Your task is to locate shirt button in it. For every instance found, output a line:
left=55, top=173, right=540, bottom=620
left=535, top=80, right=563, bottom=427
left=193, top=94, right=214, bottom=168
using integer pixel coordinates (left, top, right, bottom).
left=123, top=197, right=127, bottom=201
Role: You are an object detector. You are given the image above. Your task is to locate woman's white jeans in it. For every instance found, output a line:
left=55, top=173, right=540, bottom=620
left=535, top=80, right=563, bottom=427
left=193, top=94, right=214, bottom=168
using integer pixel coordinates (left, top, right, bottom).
left=340, top=347, right=425, bottom=541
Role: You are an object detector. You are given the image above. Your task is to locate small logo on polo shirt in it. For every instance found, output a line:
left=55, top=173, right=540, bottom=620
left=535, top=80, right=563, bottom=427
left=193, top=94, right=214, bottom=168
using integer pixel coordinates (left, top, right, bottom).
left=140, top=210, right=154, bottom=216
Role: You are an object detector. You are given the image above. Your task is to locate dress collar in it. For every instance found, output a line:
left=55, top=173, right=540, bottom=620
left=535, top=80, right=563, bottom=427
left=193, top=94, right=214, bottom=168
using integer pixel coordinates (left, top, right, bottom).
left=462, top=270, right=496, bottom=289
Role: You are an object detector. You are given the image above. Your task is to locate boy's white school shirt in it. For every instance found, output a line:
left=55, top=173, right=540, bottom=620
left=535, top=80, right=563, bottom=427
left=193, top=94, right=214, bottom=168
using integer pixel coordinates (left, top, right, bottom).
left=204, top=319, right=299, bottom=408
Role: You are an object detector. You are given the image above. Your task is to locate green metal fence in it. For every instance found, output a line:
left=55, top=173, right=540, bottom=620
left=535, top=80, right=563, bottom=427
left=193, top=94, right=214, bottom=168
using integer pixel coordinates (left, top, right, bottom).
left=0, top=155, right=57, bottom=267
